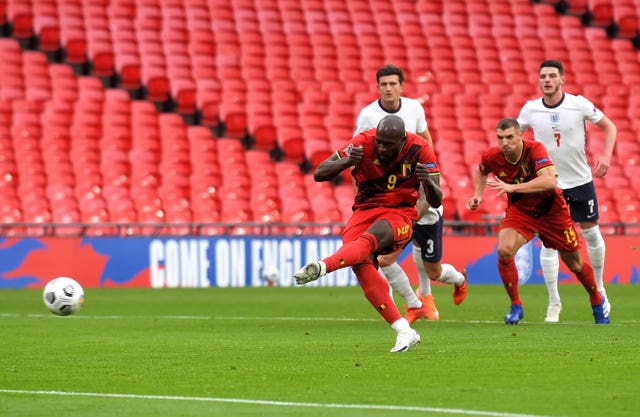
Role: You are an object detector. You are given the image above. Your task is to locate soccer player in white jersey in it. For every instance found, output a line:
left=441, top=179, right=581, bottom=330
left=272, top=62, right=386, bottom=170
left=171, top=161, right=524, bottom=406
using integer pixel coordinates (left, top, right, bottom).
left=516, top=59, right=616, bottom=323
left=353, top=64, right=467, bottom=323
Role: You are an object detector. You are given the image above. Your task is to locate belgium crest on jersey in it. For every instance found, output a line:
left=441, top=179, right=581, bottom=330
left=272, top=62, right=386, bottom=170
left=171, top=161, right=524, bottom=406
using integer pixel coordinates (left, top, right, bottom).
left=401, top=162, right=412, bottom=177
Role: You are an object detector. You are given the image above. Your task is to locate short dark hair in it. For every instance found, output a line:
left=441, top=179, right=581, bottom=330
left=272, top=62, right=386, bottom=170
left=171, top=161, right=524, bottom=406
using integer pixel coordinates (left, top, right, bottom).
left=496, top=117, right=521, bottom=132
left=376, top=64, right=405, bottom=84
left=539, top=59, right=564, bottom=75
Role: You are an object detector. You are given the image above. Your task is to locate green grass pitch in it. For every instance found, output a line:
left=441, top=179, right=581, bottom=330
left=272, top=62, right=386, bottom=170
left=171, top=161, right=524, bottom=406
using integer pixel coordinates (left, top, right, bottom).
left=1, top=283, right=638, bottom=417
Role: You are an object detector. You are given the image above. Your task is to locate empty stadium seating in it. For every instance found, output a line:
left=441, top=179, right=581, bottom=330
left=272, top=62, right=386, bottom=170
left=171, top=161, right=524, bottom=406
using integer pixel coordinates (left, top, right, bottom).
left=1, top=0, right=639, bottom=236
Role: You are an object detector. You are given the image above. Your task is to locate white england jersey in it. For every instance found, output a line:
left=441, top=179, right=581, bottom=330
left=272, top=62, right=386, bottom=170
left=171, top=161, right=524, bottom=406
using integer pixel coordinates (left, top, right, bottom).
left=517, top=93, right=604, bottom=189
left=354, top=97, right=442, bottom=223
left=354, top=97, right=428, bottom=135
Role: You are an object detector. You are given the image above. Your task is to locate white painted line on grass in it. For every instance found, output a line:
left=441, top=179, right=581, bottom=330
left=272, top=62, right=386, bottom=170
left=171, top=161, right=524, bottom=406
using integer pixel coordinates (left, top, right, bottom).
left=0, top=389, right=563, bottom=417
left=0, top=312, right=637, bottom=325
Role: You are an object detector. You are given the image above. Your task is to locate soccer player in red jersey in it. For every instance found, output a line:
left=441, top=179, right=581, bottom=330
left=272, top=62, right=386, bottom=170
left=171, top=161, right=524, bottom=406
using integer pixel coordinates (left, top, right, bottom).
left=467, top=118, right=610, bottom=325
left=294, top=115, right=442, bottom=352
left=355, top=64, right=467, bottom=322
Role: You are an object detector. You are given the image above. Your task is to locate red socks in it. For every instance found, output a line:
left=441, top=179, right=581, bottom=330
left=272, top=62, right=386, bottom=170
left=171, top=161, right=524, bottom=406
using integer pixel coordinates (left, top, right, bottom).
left=321, top=233, right=400, bottom=324
left=574, top=261, right=603, bottom=306
left=353, top=260, right=402, bottom=324
left=498, top=257, right=522, bottom=306
left=499, top=256, right=602, bottom=307
left=323, top=233, right=378, bottom=273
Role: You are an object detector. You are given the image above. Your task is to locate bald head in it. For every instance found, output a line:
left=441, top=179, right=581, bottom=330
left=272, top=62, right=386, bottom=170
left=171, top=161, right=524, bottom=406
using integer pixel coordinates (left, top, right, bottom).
left=376, top=115, right=406, bottom=139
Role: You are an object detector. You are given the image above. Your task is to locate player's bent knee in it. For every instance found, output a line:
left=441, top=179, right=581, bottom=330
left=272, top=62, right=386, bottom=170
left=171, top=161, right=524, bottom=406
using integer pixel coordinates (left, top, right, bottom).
left=497, top=246, right=517, bottom=259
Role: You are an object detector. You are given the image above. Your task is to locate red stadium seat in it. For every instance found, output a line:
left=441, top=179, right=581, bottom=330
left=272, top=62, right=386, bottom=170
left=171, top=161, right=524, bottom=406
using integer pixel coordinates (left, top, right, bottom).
left=247, top=113, right=277, bottom=151
left=141, top=65, right=170, bottom=103
left=613, top=5, right=639, bottom=38
left=276, top=125, right=305, bottom=162
left=303, top=131, right=332, bottom=170
left=171, top=78, right=197, bottom=116
left=195, top=79, right=221, bottom=128
left=563, top=0, right=589, bottom=16
left=33, top=12, right=60, bottom=52
left=597, top=199, right=620, bottom=234
left=57, top=8, right=87, bottom=64
left=587, top=0, right=614, bottom=27
left=219, top=101, right=247, bottom=138
left=7, top=1, right=33, bottom=40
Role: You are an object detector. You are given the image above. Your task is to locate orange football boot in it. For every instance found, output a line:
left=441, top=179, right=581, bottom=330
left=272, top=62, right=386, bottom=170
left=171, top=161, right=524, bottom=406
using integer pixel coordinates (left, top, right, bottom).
left=420, top=293, right=440, bottom=320
left=453, top=269, right=468, bottom=305
left=404, top=303, right=426, bottom=323
left=405, top=290, right=440, bottom=322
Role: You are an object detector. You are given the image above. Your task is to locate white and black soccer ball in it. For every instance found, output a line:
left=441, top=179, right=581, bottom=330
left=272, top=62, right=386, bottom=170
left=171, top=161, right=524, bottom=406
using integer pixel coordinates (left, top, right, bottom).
left=261, top=265, right=280, bottom=285
left=42, top=277, right=85, bottom=316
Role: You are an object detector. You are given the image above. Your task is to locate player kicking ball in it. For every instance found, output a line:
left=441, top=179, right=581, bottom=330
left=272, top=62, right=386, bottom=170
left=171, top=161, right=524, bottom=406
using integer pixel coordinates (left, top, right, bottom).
left=295, top=115, right=443, bottom=351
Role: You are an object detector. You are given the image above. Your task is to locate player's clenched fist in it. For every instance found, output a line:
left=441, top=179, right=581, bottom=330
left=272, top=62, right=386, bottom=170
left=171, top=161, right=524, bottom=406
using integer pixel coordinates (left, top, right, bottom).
left=467, top=196, right=482, bottom=211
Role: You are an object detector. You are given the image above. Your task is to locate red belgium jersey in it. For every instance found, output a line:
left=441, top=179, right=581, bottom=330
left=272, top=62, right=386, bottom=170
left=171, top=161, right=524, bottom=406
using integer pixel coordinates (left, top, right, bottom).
left=480, top=140, right=565, bottom=218
left=336, top=129, right=439, bottom=211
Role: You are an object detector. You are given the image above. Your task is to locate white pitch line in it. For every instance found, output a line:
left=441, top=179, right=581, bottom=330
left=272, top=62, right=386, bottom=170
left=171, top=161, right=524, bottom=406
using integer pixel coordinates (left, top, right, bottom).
left=0, top=389, right=563, bottom=417
left=0, top=312, right=637, bottom=325
left=0, top=312, right=378, bottom=322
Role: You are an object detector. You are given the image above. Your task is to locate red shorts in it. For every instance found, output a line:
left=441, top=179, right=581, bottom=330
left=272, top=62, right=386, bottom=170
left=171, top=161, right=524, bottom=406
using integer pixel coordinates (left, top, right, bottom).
left=501, top=201, right=581, bottom=251
left=343, top=206, right=417, bottom=255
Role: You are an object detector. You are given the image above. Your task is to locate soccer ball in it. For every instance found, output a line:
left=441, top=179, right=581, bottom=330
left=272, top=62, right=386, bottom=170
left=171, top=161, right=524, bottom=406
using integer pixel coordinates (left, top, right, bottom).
left=261, top=265, right=280, bottom=286
left=42, top=277, right=85, bottom=316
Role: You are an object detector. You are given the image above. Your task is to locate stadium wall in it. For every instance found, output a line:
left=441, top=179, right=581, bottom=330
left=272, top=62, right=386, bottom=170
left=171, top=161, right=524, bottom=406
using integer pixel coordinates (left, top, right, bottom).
left=0, top=236, right=637, bottom=289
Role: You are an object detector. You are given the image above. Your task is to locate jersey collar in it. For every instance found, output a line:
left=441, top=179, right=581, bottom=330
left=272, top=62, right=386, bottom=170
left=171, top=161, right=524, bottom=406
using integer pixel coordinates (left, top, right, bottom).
left=504, top=141, right=524, bottom=165
left=377, top=98, right=402, bottom=113
left=542, top=92, right=565, bottom=109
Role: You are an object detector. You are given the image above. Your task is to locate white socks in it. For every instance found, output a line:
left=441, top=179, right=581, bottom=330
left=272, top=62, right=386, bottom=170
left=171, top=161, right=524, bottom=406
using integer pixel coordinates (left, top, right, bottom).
left=391, top=317, right=411, bottom=333
left=539, top=225, right=607, bottom=303
left=412, top=246, right=464, bottom=290
left=381, top=263, right=421, bottom=308
left=412, top=245, right=433, bottom=296
left=435, top=263, right=465, bottom=286
left=583, top=225, right=606, bottom=294
left=540, top=245, right=561, bottom=305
